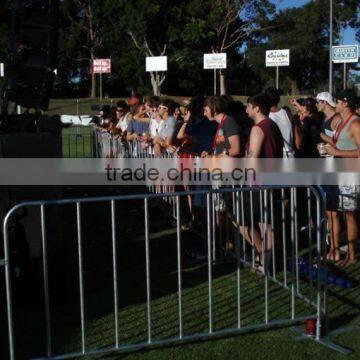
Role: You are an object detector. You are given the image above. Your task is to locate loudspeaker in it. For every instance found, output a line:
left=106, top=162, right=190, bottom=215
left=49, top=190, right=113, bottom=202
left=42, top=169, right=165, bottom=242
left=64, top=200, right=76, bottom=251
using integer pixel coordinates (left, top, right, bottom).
left=6, top=0, right=59, bottom=111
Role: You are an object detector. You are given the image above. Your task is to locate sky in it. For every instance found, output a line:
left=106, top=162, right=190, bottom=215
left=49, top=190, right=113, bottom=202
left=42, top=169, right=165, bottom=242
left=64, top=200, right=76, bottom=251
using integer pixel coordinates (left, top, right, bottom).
left=271, top=0, right=358, bottom=44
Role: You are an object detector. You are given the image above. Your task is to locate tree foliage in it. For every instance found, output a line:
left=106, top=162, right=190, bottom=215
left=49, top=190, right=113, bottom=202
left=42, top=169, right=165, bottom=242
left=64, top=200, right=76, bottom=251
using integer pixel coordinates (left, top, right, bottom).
left=0, top=0, right=358, bottom=97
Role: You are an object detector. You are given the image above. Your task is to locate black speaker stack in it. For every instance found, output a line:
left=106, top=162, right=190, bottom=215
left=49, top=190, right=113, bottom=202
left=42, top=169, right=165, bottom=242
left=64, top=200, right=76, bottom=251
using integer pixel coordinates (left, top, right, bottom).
left=2, top=0, right=59, bottom=113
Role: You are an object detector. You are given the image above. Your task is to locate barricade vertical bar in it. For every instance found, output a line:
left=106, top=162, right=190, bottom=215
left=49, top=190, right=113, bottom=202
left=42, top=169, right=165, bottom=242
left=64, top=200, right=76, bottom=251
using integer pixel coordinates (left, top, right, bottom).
left=260, top=190, right=264, bottom=272
left=212, top=193, right=216, bottom=262
left=207, top=193, right=213, bottom=334
left=41, top=205, right=52, bottom=356
left=270, top=191, right=276, bottom=280
left=235, top=191, right=241, bottom=328
left=111, top=200, right=119, bottom=348
left=294, top=188, right=299, bottom=295
left=144, top=198, right=152, bottom=343
left=250, top=189, right=255, bottom=268
left=3, top=214, right=16, bottom=360
left=264, top=190, right=269, bottom=325
left=76, top=202, right=86, bottom=354
left=307, top=188, right=313, bottom=303
left=240, top=190, right=246, bottom=261
left=176, top=196, right=183, bottom=339
left=316, top=194, right=322, bottom=341
left=290, top=188, right=295, bottom=320
left=281, top=189, right=287, bottom=287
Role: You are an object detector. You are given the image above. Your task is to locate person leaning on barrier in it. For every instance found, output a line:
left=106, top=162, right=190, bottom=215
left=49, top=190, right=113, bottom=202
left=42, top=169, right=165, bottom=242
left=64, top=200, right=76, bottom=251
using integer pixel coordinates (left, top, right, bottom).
left=322, top=90, right=360, bottom=267
left=234, top=94, right=284, bottom=272
left=114, top=100, right=132, bottom=136
left=201, top=95, right=242, bottom=158
left=153, top=99, right=178, bottom=157
left=314, top=92, right=342, bottom=262
left=266, top=87, right=296, bottom=158
left=290, top=97, right=323, bottom=157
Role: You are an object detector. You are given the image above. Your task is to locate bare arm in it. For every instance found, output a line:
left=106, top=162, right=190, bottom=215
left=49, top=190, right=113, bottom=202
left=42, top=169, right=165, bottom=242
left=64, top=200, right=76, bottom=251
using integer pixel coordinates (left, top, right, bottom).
left=320, top=132, right=334, bottom=146
left=177, top=123, right=188, bottom=140
left=246, top=126, right=264, bottom=158
left=227, top=134, right=241, bottom=157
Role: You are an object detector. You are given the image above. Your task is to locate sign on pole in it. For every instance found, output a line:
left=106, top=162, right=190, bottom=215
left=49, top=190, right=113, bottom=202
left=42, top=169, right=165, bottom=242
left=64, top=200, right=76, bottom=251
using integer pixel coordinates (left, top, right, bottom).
left=92, top=59, right=111, bottom=73
left=266, top=50, right=290, bottom=90
left=332, top=45, right=359, bottom=63
left=265, top=49, right=290, bottom=67
left=0, top=63, right=4, bottom=77
left=146, top=56, right=168, bottom=72
left=92, top=59, right=111, bottom=102
left=332, top=45, right=358, bottom=90
left=203, top=53, right=227, bottom=69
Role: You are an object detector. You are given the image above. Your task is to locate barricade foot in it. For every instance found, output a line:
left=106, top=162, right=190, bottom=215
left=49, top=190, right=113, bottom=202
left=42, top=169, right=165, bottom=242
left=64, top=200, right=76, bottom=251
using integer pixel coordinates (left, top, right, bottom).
left=291, top=326, right=353, bottom=354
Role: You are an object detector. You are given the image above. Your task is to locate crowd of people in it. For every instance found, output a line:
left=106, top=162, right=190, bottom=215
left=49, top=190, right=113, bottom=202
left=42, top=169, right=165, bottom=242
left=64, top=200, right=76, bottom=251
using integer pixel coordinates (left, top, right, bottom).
left=93, top=88, right=360, bottom=268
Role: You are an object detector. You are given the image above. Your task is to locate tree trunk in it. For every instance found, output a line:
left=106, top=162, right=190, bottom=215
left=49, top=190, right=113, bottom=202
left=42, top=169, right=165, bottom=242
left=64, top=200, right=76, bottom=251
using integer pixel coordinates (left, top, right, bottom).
left=290, top=79, right=300, bottom=95
left=150, top=72, right=160, bottom=96
left=91, top=68, right=96, bottom=98
left=220, top=70, right=226, bottom=95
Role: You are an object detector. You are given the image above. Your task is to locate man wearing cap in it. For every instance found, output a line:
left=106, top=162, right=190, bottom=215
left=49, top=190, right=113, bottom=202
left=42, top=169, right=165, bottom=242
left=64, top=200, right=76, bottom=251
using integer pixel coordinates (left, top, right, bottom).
left=324, top=89, right=360, bottom=267
left=316, top=92, right=341, bottom=141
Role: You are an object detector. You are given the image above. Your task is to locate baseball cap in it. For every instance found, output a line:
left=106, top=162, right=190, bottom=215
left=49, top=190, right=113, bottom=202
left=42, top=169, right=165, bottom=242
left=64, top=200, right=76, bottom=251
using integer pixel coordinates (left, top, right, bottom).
left=316, top=92, right=336, bottom=107
left=335, top=89, right=359, bottom=110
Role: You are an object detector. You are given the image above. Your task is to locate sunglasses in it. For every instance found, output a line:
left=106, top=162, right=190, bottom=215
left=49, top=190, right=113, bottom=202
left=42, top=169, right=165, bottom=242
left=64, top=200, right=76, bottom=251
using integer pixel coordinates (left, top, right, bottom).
left=158, top=105, right=168, bottom=110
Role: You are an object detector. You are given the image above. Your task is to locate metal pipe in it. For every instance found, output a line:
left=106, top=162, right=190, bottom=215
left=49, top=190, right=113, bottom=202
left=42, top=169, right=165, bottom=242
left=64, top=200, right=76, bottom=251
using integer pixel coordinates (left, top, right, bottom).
left=329, top=0, right=333, bottom=94
left=281, top=189, right=287, bottom=287
left=176, top=196, right=183, bottom=339
left=144, top=198, right=152, bottom=343
left=41, top=205, right=52, bottom=356
left=3, top=212, right=16, bottom=360
left=264, top=190, right=269, bottom=325
left=77, top=202, right=86, bottom=354
left=111, top=200, right=119, bottom=348
left=290, top=189, right=295, bottom=320
left=294, top=188, right=299, bottom=295
left=270, top=191, right=276, bottom=280
left=235, top=191, right=241, bottom=328
left=207, top=194, right=213, bottom=334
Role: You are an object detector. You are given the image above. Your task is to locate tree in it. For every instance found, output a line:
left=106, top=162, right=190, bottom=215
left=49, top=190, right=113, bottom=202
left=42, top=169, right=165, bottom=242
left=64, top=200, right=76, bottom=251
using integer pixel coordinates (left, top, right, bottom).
left=184, top=0, right=275, bottom=94
left=245, top=0, right=360, bottom=94
left=60, top=1, right=106, bottom=98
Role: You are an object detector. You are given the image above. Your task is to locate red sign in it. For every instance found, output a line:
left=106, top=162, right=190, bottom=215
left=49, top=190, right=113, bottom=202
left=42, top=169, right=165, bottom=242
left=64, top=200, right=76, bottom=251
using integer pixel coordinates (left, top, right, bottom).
left=92, top=59, right=111, bottom=74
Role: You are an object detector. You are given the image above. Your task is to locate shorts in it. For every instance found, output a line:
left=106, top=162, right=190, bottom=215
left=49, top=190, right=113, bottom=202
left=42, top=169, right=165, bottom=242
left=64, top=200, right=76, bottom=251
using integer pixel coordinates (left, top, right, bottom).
left=321, top=186, right=339, bottom=210
left=338, top=185, right=360, bottom=212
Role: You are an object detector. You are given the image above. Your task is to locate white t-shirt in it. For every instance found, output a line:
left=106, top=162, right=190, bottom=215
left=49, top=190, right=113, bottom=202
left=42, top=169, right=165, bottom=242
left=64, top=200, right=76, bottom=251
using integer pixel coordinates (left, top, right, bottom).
left=116, top=112, right=132, bottom=132
left=149, top=118, right=164, bottom=138
left=158, top=116, right=177, bottom=139
left=269, top=109, right=295, bottom=157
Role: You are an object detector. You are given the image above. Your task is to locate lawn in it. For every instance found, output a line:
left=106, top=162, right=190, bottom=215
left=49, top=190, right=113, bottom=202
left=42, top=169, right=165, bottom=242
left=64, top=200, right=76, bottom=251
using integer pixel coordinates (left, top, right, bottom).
left=3, top=193, right=360, bottom=360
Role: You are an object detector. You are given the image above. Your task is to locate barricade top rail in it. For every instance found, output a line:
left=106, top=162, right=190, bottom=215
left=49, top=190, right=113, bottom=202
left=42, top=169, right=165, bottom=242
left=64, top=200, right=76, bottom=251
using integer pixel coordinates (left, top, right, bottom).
left=3, top=185, right=325, bottom=221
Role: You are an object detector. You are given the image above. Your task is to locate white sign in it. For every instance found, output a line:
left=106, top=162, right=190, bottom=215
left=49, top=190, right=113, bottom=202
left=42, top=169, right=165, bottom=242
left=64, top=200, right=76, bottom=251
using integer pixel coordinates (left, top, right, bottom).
left=92, top=59, right=111, bottom=74
left=0, top=63, right=4, bottom=77
left=203, top=53, right=227, bottom=69
left=146, top=56, right=168, bottom=72
left=332, top=45, right=359, bottom=63
left=266, top=49, right=290, bottom=67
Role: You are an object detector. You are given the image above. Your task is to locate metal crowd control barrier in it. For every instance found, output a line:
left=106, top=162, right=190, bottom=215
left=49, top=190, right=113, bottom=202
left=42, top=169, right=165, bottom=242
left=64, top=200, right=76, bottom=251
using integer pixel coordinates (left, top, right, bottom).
left=61, top=126, right=96, bottom=158
left=1, top=186, right=333, bottom=360
left=92, top=128, right=175, bottom=159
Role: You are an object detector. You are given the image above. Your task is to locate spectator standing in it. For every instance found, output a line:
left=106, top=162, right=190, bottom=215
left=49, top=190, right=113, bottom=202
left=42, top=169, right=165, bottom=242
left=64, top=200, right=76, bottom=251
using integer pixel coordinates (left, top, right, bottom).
left=266, top=88, right=296, bottom=158
left=324, top=90, right=360, bottom=267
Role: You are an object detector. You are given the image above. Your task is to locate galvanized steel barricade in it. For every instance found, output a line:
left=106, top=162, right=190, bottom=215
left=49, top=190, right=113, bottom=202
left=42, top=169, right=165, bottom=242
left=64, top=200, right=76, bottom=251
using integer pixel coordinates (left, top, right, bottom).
left=62, top=126, right=96, bottom=158
left=1, top=186, right=329, bottom=359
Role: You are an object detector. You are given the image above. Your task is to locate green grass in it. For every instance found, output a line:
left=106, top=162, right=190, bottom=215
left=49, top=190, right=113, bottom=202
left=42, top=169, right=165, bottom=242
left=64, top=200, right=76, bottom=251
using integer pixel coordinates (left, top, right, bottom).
left=62, top=126, right=95, bottom=158
left=9, top=198, right=360, bottom=360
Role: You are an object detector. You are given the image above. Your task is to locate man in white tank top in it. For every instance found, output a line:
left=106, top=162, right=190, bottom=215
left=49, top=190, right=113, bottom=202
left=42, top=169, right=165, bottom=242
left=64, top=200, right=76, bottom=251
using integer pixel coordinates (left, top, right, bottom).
left=266, top=87, right=295, bottom=157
